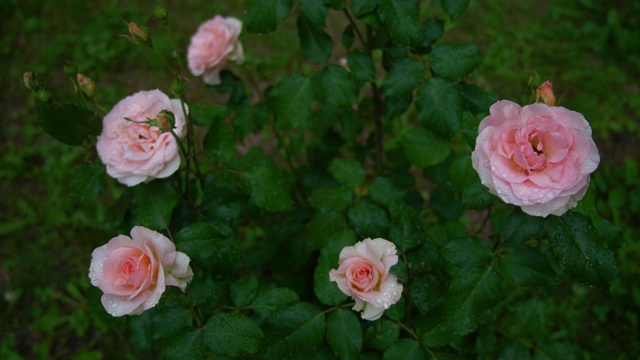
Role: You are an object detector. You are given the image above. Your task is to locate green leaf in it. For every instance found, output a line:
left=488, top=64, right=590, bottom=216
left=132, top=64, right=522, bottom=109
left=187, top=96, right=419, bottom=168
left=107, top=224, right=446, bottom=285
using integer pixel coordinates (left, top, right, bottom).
left=231, top=275, right=259, bottom=307
left=244, top=165, right=293, bottom=211
left=364, top=319, right=399, bottom=350
left=244, top=0, right=292, bottom=33
left=270, top=73, right=315, bottom=130
left=459, top=83, right=498, bottom=116
left=410, top=274, right=446, bottom=314
left=462, top=182, right=496, bottom=210
left=382, top=339, right=425, bottom=360
left=351, top=0, right=380, bottom=18
left=383, top=58, right=425, bottom=97
left=402, top=127, right=451, bottom=168
left=545, top=212, right=616, bottom=287
left=461, top=111, right=481, bottom=148
left=203, top=312, right=264, bottom=357
left=252, top=287, right=300, bottom=319
left=129, top=304, right=192, bottom=350
left=430, top=184, right=463, bottom=220
left=496, top=245, right=558, bottom=287
left=328, top=158, right=366, bottom=188
left=318, top=65, right=357, bottom=106
left=500, top=211, right=546, bottom=245
left=326, top=309, right=362, bottom=360
left=189, top=104, right=230, bottom=127
left=429, top=43, right=482, bottom=80
left=264, top=302, right=327, bottom=358
left=300, top=0, right=329, bottom=25
left=69, top=164, right=104, bottom=205
left=306, top=211, right=348, bottom=250
left=385, top=93, right=413, bottom=119
left=347, top=198, right=389, bottom=239
left=347, top=52, right=376, bottom=82
left=439, top=0, right=470, bottom=20
left=175, top=223, right=239, bottom=275
left=389, top=202, right=426, bottom=251
left=163, top=330, right=205, bottom=360
left=442, top=237, right=492, bottom=268
left=187, top=276, right=215, bottom=306
left=416, top=78, right=462, bottom=138
left=132, top=179, right=179, bottom=230
left=448, top=155, right=476, bottom=193
left=314, top=246, right=349, bottom=305
left=420, top=265, right=503, bottom=345
left=377, top=0, right=420, bottom=46
left=38, top=103, right=101, bottom=146
left=342, top=24, right=355, bottom=49
left=203, top=115, right=234, bottom=165
left=415, top=18, right=444, bottom=53
left=369, top=177, right=405, bottom=206
left=297, top=13, right=333, bottom=64
left=308, top=186, right=354, bottom=211
left=325, top=0, right=346, bottom=10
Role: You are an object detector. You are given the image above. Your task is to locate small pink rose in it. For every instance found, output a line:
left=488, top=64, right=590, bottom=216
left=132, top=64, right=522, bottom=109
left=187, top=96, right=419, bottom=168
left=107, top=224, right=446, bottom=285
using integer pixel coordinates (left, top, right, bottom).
left=329, top=238, right=403, bottom=321
left=88, top=226, right=193, bottom=317
left=96, top=90, right=187, bottom=187
left=187, top=15, right=244, bottom=85
left=471, top=100, right=600, bottom=217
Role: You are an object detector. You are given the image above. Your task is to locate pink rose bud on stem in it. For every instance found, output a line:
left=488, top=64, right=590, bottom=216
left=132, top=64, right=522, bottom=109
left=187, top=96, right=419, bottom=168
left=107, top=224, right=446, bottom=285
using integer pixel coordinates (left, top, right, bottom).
left=329, top=238, right=403, bottom=321
left=471, top=100, right=599, bottom=217
left=77, top=73, right=95, bottom=98
left=127, top=22, right=150, bottom=45
left=535, top=80, right=556, bottom=106
left=89, top=226, right=193, bottom=317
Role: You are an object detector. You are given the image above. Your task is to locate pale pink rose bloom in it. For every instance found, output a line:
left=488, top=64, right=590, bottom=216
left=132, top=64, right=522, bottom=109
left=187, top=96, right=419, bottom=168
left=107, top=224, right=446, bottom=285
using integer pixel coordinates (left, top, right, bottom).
left=187, top=16, right=244, bottom=85
left=471, top=100, right=600, bottom=217
left=329, top=238, right=403, bottom=321
left=96, top=90, right=187, bottom=187
left=88, top=226, right=193, bottom=317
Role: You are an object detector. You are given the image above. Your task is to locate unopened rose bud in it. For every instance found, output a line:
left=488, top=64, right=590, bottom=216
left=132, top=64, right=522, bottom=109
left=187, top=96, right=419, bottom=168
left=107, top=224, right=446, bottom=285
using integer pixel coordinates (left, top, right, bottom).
left=62, top=61, right=78, bottom=77
left=128, top=22, right=150, bottom=45
left=156, top=109, right=175, bottom=131
left=77, top=73, right=95, bottom=98
left=171, top=76, right=185, bottom=96
left=23, top=72, right=39, bottom=91
left=155, top=4, right=168, bottom=23
left=535, top=80, right=556, bottom=106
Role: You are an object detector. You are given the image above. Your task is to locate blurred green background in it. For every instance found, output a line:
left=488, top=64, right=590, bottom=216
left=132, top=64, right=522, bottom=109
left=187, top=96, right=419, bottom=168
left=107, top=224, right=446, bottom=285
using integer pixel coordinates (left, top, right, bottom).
left=2, top=0, right=639, bottom=358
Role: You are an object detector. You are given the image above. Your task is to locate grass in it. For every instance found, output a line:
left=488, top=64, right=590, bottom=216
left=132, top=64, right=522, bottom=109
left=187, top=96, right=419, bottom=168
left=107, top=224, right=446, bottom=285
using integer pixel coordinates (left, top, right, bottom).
left=2, top=0, right=640, bottom=358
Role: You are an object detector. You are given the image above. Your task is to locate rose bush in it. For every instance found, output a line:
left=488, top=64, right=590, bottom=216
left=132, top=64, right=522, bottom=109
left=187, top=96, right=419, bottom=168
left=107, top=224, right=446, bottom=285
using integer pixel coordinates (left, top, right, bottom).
left=96, top=89, right=187, bottom=186
left=88, top=226, right=193, bottom=317
left=329, top=238, right=403, bottom=321
left=471, top=100, right=600, bottom=217
left=187, top=15, right=244, bottom=85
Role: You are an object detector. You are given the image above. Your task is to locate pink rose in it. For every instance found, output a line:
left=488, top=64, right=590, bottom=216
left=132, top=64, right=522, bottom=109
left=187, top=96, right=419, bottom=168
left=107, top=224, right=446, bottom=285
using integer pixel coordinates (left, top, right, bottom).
left=96, top=90, right=187, bottom=187
left=187, top=16, right=244, bottom=85
left=88, top=226, right=193, bottom=317
left=329, top=238, right=403, bottom=321
left=471, top=100, right=600, bottom=217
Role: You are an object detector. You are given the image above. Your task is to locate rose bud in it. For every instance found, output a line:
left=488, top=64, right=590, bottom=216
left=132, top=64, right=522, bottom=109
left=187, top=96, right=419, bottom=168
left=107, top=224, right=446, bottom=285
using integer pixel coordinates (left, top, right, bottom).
left=77, top=73, right=95, bottom=98
left=535, top=80, right=556, bottom=106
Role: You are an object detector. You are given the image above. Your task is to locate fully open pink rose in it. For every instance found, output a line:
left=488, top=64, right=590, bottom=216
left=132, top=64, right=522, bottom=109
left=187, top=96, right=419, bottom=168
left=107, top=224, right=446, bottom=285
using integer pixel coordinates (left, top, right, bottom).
left=88, top=226, right=193, bottom=317
left=96, top=90, right=187, bottom=187
left=187, top=16, right=244, bottom=85
left=471, top=100, right=600, bottom=217
left=329, top=238, right=403, bottom=321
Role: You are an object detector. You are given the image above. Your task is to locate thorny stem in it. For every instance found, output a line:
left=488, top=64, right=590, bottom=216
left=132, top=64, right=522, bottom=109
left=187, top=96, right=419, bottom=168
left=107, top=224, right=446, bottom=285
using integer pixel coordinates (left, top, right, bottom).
left=322, top=302, right=356, bottom=315
left=396, top=320, right=437, bottom=359
left=190, top=305, right=202, bottom=328
left=165, top=23, right=185, bottom=73
left=180, top=94, right=204, bottom=187
left=366, top=25, right=384, bottom=172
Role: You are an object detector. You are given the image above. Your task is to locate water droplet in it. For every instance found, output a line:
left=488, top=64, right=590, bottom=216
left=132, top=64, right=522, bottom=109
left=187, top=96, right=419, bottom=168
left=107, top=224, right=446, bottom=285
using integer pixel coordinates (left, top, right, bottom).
left=393, top=291, right=398, bottom=297
left=546, top=192, right=554, bottom=199
left=111, top=302, right=119, bottom=308
left=384, top=303, right=390, bottom=309
left=375, top=299, right=382, bottom=305
left=491, top=166, right=497, bottom=171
